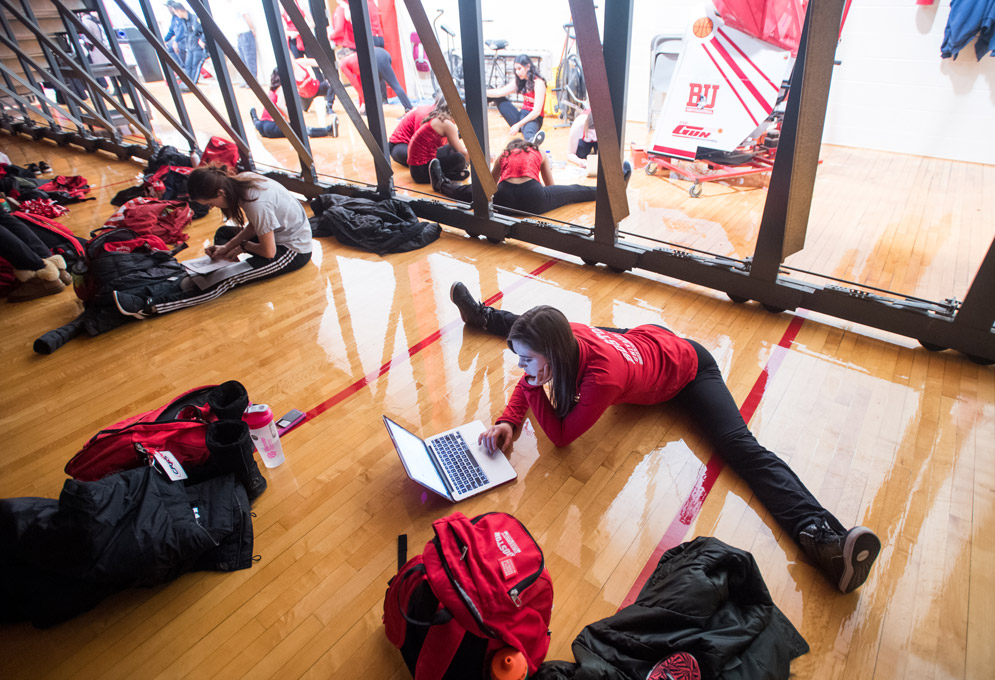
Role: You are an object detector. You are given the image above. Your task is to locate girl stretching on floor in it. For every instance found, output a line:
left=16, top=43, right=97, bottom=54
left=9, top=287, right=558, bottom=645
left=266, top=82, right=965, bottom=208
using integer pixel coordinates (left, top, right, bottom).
left=446, top=291, right=882, bottom=595
left=429, top=137, right=629, bottom=215
left=113, top=166, right=312, bottom=319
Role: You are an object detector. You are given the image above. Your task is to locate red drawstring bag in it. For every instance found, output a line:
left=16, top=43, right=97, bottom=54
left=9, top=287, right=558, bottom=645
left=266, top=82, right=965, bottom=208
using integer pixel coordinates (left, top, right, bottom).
left=199, top=136, right=239, bottom=171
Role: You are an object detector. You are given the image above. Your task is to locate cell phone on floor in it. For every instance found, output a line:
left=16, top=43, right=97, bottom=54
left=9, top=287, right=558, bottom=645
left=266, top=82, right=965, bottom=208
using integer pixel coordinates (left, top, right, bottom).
left=276, top=408, right=306, bottom=435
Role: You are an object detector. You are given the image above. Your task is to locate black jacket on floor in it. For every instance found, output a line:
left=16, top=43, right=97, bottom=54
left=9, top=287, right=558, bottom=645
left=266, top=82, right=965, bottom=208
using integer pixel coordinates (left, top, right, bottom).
left=310, top=193, right=441, bottom=256
left=535, top=537, right=809, bottom=680
left=0, top=467, right=253, bottom=628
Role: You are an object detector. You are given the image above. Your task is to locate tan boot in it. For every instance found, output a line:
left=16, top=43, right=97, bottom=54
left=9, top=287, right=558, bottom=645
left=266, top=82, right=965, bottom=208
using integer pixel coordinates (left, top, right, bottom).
left=8, top=274, right=65, bottom=302
left=44, top=254, right=72, bottom=285
left=37, top=256, right=61, bottom=282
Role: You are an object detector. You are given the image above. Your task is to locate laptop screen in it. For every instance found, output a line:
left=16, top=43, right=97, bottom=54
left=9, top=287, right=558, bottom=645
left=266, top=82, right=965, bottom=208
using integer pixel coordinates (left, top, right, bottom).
left=383, top=417, right=449, bottom=498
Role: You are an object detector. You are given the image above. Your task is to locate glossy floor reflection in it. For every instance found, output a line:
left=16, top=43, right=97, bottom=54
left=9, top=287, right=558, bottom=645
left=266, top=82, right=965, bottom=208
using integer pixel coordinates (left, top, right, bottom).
left=0, top=135, right=991, bottom=679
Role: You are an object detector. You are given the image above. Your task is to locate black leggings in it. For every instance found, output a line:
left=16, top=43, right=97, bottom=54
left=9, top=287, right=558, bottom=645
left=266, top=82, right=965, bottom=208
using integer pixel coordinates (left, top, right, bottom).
left=409, top=144, right=467, bottom=183
left=479, top=311, right=843, bottom=541
left=0, top=213, right=52, bottom=270
left=389, top=142, right=409, bottom=166
left=437, top=178, right=596, bottom=214
left=149, top=226, right=311, bottom=315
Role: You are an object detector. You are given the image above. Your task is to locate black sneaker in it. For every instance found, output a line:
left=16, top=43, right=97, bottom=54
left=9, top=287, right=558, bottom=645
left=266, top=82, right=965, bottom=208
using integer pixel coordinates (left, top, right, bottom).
left=38, top=161, right=52, bottom=174
left=429, top=158, right=445, bottom=193
left=113, top=291, right=153, bottom=319
left=798, top=521, right=880, bottom=594
left=26, top=163, right=41, bottom=176
left=249, top=107, right=259, bottom=125
left=623, top=160, right=632, bottom=188
left=530, top=130, right=545, bottom=147
left=449, top=281, right=488, bottom=330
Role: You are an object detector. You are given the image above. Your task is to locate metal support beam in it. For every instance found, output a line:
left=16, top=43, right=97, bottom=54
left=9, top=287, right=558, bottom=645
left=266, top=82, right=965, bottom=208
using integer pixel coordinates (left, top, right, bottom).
left=404, top=0, right=497, bottom=197
left=261, top=0, right=315, bottom=182
left=187, top=0, right=253, bottom=168
left=458, top=0, right=492, bottom=218
left=349, top=0, right=391, bottom=196
left=593, top=0, right=633, bottom=245
left=752, top=0, right=845, bottom=282
left=568, top=0, right=629, bottom=227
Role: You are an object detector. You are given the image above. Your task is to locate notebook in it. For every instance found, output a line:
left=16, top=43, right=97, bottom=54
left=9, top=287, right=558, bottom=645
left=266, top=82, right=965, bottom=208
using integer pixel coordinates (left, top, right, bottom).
left=382, top=416, right=517, bottom=502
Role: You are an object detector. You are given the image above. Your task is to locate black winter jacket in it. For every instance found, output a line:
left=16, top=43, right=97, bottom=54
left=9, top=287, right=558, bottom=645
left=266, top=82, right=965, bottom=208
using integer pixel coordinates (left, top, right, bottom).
left=34, top=229, right=187, bottom=354
left=0, top=467, right=253, bottom=628
left=535, top=537, right=809, bottom=680
left=310, top=193, right=441, bottom=256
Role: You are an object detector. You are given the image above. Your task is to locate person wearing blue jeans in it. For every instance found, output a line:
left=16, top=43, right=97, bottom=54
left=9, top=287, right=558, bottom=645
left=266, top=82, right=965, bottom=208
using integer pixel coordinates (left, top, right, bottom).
left=486, top=54, right=546, bottom=145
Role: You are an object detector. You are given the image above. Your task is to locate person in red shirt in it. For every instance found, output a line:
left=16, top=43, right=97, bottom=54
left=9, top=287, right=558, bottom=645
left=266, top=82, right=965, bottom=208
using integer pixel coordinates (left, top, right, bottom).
left=388, top=92, right=443, bottom=165
left=447, top=292, right=882, bottom=595
left=429, top=138, right=628, bottom=214
left=486, top=54, right=546, bottom=146
left=406, top=103, right=469, bottom=184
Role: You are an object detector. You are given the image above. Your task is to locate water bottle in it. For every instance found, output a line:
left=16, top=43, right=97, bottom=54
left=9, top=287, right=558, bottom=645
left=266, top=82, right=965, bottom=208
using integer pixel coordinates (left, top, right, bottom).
left=243, top=404, right=285, bottom=468
left=490, top=648, right=527, bottom=680
left=544, top=149, right=552, bottom=165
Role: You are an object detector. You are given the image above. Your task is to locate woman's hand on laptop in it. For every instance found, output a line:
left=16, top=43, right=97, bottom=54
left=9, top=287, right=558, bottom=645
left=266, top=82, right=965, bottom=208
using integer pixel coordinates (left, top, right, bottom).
left=479, top=422, right=514, bottom=455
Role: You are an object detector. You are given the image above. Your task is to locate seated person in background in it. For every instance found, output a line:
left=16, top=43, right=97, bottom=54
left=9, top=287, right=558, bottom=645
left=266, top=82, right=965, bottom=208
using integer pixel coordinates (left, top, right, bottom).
left=249, top=68, right=337, bottom=138
left=566, top=109, right=598, bottom=168
left=486, top=54, right=546, bottom=147
left=406, top=102, right=469, bottom=184
left=388, top=92, right=443, bottom=166
left=113, top=166, right=312, bottom=319
left=429, top=137, right=630, bottom=215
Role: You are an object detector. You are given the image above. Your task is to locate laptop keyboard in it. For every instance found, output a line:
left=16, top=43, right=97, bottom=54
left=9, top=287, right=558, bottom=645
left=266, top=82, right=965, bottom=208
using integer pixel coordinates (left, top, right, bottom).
left=432, top=432, right=489, bottom=494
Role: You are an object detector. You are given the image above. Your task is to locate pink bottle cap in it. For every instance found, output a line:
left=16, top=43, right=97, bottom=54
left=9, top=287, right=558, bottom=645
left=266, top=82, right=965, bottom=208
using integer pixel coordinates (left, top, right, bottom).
left=242, top=403, right=273, bottom=428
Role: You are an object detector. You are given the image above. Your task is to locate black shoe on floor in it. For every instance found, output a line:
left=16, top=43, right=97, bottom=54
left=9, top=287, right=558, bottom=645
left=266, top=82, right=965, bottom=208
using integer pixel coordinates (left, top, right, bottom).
left=530, top=130, right=545, bottom=147
left=623, top=160, right=632, bottom=188
left=798, top=520, right=880, bottom=594
left=249, top=107, right=259, bottom=125
left=113, top=290, right=153, bottom=319
left=429, top=158, right=446, bottom=193
left=450, top=281, right=489, bottom=331
left=26, top=163, right=41, bottom=176
left=38, top=161, right=52, bottom=174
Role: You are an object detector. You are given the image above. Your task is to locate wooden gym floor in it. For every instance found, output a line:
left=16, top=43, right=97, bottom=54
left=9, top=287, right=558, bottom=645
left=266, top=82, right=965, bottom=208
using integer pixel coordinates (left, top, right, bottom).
left=0, top=93, right=992, bottom=680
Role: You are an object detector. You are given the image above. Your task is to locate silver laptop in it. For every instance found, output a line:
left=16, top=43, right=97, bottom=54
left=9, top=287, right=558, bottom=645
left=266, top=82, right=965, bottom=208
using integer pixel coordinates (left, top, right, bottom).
left=382, top=416, right=517, bottom=502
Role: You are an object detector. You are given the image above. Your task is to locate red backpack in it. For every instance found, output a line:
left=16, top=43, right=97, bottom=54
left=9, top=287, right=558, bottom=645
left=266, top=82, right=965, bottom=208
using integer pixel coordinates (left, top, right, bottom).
left=383, top=512, right=553, bottom=680
left=199, top=135, right=239, bottom=171
left=65, top=385, right=222, bottom=482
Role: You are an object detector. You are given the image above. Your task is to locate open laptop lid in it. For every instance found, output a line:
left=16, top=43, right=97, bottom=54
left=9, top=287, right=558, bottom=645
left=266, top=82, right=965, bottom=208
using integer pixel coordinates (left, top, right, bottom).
left=382, top=416, right=453, bottom=501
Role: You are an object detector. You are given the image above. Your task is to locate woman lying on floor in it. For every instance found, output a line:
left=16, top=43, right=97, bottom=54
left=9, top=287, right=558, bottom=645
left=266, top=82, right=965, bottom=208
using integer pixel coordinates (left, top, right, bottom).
left=112, top=166, right=312, bottom=319
left=447, top=289, right=882, bottom=595
left=249, top=68, right=338, bottom=139
left=429, top=137, right=630, bottom=215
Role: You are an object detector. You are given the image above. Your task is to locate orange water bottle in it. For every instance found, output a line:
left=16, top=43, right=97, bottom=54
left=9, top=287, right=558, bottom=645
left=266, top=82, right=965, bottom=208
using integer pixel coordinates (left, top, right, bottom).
left=490, top=647, right=527, bottom=680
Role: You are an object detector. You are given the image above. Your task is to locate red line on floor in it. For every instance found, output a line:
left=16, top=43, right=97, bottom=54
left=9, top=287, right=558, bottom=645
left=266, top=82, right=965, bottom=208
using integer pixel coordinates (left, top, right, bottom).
left=297, top=258, right=560, bottom=425
left=618, top=312, right=808, bottom=609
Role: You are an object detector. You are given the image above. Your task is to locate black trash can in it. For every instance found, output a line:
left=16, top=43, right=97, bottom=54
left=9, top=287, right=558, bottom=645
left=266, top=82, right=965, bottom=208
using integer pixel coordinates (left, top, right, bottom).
left=121, top=27, right=163, bottom=82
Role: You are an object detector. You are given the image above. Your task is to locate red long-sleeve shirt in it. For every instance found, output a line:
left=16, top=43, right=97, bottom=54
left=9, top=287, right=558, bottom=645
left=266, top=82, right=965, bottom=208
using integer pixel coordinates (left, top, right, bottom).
left=329, top=2, right=383, bottom=51
left=497, top=324, right=699, bottom=447
left=389, top=105, right=434, bottom=144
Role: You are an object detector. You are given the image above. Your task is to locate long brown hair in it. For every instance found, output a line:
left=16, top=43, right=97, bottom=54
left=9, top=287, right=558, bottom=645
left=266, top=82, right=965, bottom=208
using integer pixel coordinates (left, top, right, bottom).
left=187, top=165, right=263, bottom=228
left=507, top=306, right=580, bottom=418
left=500, top=137, right=539, bottom=163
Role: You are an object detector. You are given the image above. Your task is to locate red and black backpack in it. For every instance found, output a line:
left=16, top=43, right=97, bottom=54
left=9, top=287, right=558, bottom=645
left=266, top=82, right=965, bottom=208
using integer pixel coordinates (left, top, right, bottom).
left=65, top=385, right=222, bottom=481
left=383, top=512, right=553, bottom=680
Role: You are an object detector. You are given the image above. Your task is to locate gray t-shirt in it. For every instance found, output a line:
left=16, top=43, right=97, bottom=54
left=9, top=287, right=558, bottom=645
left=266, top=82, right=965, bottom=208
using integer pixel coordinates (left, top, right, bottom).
left=240, top=173, right=313, bottom=254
